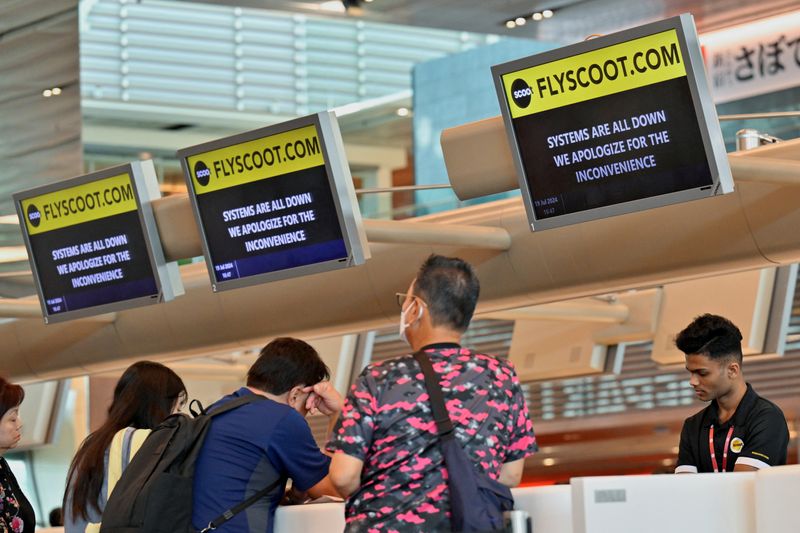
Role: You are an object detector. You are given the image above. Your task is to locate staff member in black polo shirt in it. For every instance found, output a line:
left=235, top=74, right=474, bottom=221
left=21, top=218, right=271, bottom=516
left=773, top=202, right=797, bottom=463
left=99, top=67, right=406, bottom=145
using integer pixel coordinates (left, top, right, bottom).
left=674, top=314, right=789, bottom=473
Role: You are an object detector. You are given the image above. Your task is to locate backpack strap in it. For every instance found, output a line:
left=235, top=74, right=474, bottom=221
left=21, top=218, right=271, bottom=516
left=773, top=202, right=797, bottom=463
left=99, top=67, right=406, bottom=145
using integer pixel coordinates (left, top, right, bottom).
left=189, top=398, right=206, bottom=417
left=206, top=392, right=267, bottom=417
left=200, top=476, right=284, bottom=533
left=107, top=428, right=151, bottom=494
left=412, top=350, right=456, bottom=439
left=89, top=428, right=151, bottom=533
left=198, top=391, right=276, bottom=533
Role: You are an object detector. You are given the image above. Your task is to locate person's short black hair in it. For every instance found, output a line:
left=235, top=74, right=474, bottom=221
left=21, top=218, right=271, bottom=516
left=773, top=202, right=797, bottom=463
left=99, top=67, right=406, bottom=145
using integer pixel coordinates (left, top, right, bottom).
left=247, top=337, right=330, bottom=394
left=413, top=254, right=480, bottom=333
left=675, top=313, right=743, bottom=364
left=49, top=507, right=63, bottom=527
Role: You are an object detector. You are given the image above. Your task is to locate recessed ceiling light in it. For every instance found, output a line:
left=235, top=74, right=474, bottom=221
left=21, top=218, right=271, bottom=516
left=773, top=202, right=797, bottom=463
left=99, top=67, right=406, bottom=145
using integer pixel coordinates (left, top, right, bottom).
left=515, top=17, right=526, bottom=26
left=543, top=9, right=554, bottom=18
left=42, top=89, right=52, bottom=97
left=52, top=87, right=62, bottom=95
left=532, top=12, right=543, bottom=21
left=543, top=458, right=556, bottom=466
left=319, top=1, right=346, bottom=13
left=505, top=20, right=516, bottom=29
left=396, top=107, right=410, bottom=117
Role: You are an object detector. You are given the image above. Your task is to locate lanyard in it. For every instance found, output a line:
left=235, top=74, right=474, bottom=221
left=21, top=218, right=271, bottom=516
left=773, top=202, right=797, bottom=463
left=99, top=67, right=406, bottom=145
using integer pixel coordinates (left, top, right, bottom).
left=708, top=425, right=735, bottom=473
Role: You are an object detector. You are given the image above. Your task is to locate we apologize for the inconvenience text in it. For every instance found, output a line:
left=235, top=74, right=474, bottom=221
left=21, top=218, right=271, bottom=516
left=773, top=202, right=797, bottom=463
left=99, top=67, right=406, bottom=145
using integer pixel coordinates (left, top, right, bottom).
left=20, top=173, right=158, bottom=314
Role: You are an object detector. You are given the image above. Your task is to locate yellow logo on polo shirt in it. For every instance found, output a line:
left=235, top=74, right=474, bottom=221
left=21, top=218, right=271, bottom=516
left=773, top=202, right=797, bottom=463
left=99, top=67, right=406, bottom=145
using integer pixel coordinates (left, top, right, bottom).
left=730, top=437, right=744, bottom=454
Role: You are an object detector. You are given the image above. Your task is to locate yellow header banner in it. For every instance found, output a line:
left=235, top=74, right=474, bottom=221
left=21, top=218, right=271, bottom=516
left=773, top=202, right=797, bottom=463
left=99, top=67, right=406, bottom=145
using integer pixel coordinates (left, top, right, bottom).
left=503, top=30, right=687, bottom=118
left=186, top=124, right=325, bottom=195
left=22, top=173, right=137, bottom=235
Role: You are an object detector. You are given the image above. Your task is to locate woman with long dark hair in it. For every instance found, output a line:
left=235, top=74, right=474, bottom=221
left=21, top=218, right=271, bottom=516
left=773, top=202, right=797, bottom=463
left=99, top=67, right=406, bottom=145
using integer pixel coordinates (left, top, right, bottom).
left=0, top=377, right=34, bottom=532
left=64, top=361, right=187, bottom=532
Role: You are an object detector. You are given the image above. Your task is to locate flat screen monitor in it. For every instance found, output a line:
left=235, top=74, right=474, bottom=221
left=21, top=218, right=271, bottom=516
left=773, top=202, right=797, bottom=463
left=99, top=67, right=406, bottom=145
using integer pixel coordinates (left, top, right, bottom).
left=14, top=161, right=183, bottom=323
left=492, top=14, right=733, bottom=231
left=178, top=111, right=369, bottom=292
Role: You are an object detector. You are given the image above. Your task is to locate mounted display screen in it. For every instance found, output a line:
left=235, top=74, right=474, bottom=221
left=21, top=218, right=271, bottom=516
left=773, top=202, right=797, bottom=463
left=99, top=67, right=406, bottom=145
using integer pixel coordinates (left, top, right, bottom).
left=14, top=162, right=182, bottom=323
left=493, top=14, right=733, bottom=231
left=178, top=111, right=368, bottom=292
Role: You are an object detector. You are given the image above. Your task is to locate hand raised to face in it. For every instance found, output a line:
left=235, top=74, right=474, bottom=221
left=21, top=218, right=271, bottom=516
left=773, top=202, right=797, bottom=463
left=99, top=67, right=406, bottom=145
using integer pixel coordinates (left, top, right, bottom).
left=302, top=381, right=342, bottom=417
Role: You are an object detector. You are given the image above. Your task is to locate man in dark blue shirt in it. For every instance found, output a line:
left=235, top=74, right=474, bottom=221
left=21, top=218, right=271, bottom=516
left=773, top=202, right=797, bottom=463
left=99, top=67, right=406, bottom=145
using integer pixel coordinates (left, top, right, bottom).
left=192, top=337, right=341, bottom=533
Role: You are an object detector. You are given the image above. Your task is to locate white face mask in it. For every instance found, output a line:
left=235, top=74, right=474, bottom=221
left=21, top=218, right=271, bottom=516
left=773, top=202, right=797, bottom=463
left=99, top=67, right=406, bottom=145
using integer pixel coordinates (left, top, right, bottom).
left=399, top=302, right=423, bottom=345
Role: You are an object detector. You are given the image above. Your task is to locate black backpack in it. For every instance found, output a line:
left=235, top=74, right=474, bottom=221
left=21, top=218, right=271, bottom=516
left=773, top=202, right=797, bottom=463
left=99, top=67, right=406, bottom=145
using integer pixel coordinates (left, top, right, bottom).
left=100, top=394, right=281, bottom=533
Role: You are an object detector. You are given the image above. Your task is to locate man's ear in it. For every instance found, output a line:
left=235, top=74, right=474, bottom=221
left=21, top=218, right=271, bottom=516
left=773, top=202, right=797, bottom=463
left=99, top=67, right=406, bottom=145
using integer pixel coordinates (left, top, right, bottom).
left=727, top=361, right=741, bottom=379
left=287, top=385, right=304, bottom=407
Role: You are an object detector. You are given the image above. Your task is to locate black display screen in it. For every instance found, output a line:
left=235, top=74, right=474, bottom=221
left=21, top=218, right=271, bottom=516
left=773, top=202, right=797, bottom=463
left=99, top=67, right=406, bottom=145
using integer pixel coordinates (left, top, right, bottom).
left=512, top=77, right=713, bottom=219
left=16, top=172, right=159, bottom=318
left=182, top=121, right=352, bottom=289
left=495, top=19, right=731, bottom=231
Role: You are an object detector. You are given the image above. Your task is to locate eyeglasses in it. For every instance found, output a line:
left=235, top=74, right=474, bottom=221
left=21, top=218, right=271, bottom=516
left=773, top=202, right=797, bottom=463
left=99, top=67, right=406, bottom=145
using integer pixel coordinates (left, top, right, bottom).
left=395, top=292, right=427, bottom=309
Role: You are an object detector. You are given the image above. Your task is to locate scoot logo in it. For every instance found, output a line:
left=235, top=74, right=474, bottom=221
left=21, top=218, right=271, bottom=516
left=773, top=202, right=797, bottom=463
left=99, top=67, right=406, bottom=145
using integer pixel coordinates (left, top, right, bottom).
left=194, top=161, right=211, bottom=187
left=511, top=78, right=532, bottom=109
left=730, top=437, right=744, bottom=454
left=27, top=204, right=41, bottom=227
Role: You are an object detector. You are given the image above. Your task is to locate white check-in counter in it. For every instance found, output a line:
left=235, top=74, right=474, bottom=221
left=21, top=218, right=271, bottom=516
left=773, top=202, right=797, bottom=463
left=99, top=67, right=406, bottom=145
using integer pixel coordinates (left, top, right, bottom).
left=755, top=464, right=800, bottom=533
left=271, top=465, right=800, bottom=533
left=571, top=472, right=757, bottom=533
left=512, top=485, right=573, bottom=533
left=274, top=501, right=346, bottom=532
left=272, top=486, right=572, bottom=533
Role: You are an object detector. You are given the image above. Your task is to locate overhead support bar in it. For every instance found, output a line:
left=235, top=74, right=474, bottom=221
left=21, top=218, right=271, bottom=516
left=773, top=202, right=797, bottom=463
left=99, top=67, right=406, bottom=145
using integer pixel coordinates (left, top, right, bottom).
left=363, top=219, right=511, bottom=250
left=728, top=156, right=800, bottom=185
left=719, top=111, right=800, bottom=121
left=441, top=115, right=518, bottom=201
left=355, top=184, right=452, bottom=195
left=152, top=194, right=204, bottom=263
left=0, top=299, right=45, bottom=319
left=480, top=301, right=629, bottom=324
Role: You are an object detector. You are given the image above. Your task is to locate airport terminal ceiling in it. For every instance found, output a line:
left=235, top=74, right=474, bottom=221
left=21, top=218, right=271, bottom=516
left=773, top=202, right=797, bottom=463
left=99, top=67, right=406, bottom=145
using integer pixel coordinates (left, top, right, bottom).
left=183, top=0, right=800, bottom=40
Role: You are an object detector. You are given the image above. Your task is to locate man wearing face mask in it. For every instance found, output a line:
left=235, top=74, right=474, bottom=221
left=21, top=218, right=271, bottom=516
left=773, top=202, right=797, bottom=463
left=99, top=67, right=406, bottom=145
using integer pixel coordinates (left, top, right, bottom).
left=674, top=314, right=789, bottom=473
left=326, top=254, right=537, bottom=532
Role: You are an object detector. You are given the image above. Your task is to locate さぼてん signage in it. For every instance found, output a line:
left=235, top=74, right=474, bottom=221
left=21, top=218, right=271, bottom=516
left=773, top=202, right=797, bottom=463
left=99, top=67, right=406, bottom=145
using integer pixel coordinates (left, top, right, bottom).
left=700, top=11, right=800, bottom=104
left=178, top=111, right=369, bottom=291
left=493, top=14, right=733, bottom=231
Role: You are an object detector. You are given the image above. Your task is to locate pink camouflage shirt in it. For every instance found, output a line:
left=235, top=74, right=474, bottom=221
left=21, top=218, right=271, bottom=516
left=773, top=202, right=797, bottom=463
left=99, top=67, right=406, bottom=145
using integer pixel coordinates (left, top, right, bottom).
left=326, top=343, right=537, bottom=533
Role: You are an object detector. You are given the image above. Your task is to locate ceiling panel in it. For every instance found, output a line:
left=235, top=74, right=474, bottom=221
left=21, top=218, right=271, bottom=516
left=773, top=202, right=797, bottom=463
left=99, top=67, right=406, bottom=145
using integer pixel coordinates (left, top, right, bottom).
left=182, top=0, right=800, bottom=43
left=0, top=0, right=76, bottom=35
left=0, top=1, right=81, bottom=270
